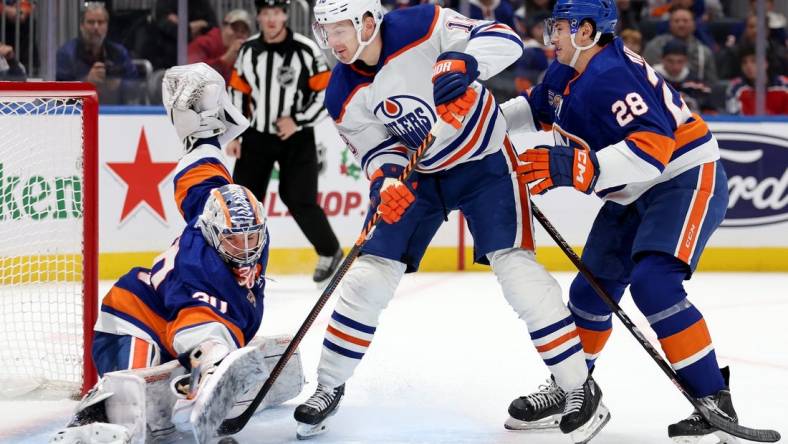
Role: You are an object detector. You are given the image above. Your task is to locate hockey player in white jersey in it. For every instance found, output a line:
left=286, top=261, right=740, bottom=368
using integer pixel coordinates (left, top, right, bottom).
left=294, top=1, right=608, bottom=442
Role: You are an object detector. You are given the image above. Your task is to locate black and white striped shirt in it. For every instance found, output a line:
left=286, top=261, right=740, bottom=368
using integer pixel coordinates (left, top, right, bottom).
left=229, top=28, right=329, bottom=134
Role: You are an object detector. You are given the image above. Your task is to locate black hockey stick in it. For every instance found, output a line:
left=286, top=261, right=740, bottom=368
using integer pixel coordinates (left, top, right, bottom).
left=217, top=118, right=455, bottom=436
left=530, top=203, right=781, bottom=443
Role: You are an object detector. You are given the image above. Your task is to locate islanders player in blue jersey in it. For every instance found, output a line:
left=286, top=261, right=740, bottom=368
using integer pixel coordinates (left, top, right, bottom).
left=51, top=64, right=283, bottom=443
left=501, top=0, right=739, bottom=442
left=294, top=0, right=608, bottom=441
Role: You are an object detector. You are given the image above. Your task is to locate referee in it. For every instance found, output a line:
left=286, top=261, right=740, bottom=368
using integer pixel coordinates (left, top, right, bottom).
left=228, top=0, right=342, bottom=283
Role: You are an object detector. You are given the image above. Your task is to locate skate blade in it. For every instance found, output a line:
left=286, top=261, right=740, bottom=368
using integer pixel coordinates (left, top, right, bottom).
left=569, top=403, right=610, bottom=444
left=671, top=431, right=741, bottom=444
left=296, top=419, right=332, bottom=440
left=504, top=415, right=560, bottom=431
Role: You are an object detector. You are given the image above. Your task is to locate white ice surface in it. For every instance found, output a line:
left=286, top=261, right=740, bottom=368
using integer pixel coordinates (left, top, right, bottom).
left=1, top=272, right=786, bottom=444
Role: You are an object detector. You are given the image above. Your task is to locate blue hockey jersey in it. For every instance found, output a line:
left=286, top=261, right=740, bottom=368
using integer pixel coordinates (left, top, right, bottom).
left=95, top=139, right=268, bottom=358
left=503, top=38, right=719, bottom=204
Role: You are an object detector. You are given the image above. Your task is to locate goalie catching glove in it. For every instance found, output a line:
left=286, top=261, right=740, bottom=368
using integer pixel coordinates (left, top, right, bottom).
left=162, top=63, right=249, bottom=151
left=516, top=145, right=600, bottom=195
left=370, top=164, right=417, bottom=224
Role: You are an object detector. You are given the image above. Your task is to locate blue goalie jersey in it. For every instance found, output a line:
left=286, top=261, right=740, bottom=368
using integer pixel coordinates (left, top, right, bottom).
left=94, top=139, right=269, bottom=361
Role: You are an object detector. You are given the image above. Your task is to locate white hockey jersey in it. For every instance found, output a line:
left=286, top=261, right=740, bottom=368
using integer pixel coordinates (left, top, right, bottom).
left=324, top=5, right=523, bottom=179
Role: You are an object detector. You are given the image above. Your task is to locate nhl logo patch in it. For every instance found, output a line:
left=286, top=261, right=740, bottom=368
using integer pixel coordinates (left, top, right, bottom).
left=277, top=66, right=296, bottom=87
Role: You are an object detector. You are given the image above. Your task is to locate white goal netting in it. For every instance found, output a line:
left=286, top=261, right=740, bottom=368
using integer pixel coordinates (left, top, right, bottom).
left=0, top=95, right=94, bottom=398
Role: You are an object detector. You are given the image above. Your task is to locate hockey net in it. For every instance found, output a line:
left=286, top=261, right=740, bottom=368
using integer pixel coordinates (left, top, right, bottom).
left=0, top=83, right=98, bottom=398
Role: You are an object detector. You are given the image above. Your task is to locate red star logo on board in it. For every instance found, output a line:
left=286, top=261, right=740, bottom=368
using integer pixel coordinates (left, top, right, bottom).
left=107, top=128, right=177, bottom=223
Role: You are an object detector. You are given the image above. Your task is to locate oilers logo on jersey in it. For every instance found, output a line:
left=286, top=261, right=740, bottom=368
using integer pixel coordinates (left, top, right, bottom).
left=374, top=95, right=436, bottom=149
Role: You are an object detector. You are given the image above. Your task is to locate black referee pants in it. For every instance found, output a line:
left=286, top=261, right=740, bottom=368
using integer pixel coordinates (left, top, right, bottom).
left=233, top=127, right=340, bottom=257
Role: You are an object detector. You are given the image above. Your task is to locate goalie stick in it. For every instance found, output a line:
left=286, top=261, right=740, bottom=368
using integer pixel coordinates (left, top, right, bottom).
left=530, top=203, right=781, bottom=443
left=216, top=116, right=458, bottom=437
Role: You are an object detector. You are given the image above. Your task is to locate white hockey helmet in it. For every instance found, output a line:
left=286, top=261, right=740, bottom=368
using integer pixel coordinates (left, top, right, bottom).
left=312, top=0, right=385, bottom=63
left=197, top=184, right=268, bottom=268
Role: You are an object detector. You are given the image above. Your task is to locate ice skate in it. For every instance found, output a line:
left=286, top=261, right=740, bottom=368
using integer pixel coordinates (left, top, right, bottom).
left=668, top=368, right=739, bottom=444
left=560, top=376, right=610, bottom=443
left=293, top=383, right=345, bottom=440
left=505, top=376, right=565, bottom=431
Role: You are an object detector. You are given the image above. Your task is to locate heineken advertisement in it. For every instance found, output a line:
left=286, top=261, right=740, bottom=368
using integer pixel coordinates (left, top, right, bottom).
left=0, top=163, right=83, bottom=221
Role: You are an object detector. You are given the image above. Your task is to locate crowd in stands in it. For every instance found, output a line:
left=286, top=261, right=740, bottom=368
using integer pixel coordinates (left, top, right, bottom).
left=337, top=0, right=788, bottom=114
left=2, top=0, right=784, bottom=114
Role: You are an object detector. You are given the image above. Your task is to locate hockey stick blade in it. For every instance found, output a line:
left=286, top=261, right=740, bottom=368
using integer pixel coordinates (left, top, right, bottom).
left=530, top=203, right=781, bottom=443
left=700, top=404, right=781, bottom=443
left=217, top=117, right=456, bottom=437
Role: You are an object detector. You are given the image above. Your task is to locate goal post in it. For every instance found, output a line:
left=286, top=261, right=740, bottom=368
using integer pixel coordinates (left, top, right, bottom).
left=0, top=82, right=98, bottom=398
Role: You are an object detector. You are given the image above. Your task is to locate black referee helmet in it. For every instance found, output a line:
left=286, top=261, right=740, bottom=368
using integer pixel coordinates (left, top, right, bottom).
left=255, top=0, right=290, bottom=12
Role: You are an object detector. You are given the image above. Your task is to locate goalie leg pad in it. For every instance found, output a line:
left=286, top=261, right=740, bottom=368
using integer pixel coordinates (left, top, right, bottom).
left=188, top=335, right=305, bottom=442
left=489, top=248, right=587, bottom=391
left=49, top=422, right=131, bottom=444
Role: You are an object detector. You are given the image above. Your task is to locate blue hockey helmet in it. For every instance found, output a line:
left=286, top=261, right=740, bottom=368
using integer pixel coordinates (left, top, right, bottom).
left=550, top=0, right=618, bottom=37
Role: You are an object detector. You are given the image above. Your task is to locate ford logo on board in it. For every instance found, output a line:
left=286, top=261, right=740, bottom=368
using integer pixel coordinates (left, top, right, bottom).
left=716, top=131, right=788, bottom=227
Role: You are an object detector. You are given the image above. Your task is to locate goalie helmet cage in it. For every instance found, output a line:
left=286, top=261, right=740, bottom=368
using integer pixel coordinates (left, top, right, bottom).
left=0, top=82, right=98, bottom=398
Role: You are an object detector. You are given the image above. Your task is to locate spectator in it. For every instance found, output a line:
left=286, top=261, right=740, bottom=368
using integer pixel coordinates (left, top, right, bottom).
left=144, top=0, right=218, bottom=70
left=513, top=8, right=550, bottom=92
left=1, top=0, right=37, bottom=75
left=188, top=9, right=253, bottom=82
left=616, top=0, right=642, bottom=31
left=56, top=2, right=137, bottom=104
left=0, top=43, right=25, bottom=80
left=643, top=6, right=717, bottom=82
left=749, top=0, right=787, bottom=45
left=647, top=0, right=703, bottom=20
left=717, top=14, right=786, bottom=79
left=468, top=0, right=516, bottom=30
left=524, top=0, right=553, bottom=16
left=726, top=45, right=788, bottom=115
left=620, top=28, right=643, bottom=54
left=653, top=39, right=712, bottom=112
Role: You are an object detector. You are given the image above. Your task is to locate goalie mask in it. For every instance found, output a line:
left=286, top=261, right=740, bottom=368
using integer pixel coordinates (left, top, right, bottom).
left=198, top=184, right=268, bottom=268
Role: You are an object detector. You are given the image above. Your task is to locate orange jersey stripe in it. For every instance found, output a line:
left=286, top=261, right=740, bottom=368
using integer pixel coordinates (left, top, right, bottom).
left=535, top=329, right=579, bottom=353
left=576, top=326, right=613, bottom=355
left=658, top=318, right=713, bottom=364
left=626, top=131, right=676, bottom=167
left=431, top=92, right=494, bottom=170
left=165, top=305, right=246, bottom=356
left=131, top=337, right=150, bottom=369
left=308, top=71, right=331, bottom=91
left=677, top=162, right=715, bottom=263
left=674, top=114, right=710, bottom=149
left=503, top=136, right=535, bottom=251
left=103, top=286, right=168, bottom=339
left=326, top=325, right=371, bottom=347
left=174, top=162, right=232, bottom=216
left=384, top=5, right=440, bottom=65
left=229, top=69, right=252, bottom=95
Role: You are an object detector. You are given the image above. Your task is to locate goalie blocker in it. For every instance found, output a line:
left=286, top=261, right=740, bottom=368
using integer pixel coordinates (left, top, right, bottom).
left=50, top=335, right=304, bottom=444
